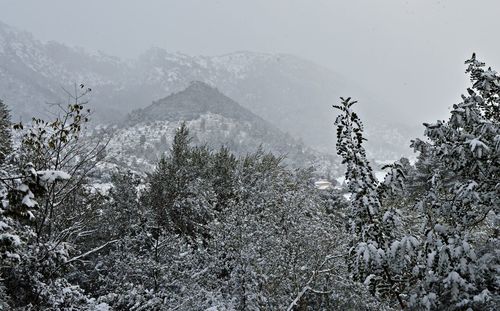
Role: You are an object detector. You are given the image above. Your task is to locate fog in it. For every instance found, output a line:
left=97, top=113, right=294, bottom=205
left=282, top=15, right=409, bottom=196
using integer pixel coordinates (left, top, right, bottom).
left=1, top=3, right=499, bottom=308
left=2, top=0, right=499, bottom=125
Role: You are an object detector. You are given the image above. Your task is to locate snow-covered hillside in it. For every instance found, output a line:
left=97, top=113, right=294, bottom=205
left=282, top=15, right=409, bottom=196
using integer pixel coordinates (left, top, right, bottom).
left=0, top=21, right=418, bottom=160
left=96, top=82, right=339, bottom=177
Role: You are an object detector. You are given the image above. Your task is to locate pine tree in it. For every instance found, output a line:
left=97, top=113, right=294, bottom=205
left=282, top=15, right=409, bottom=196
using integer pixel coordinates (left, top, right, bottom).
left=407, top=54, right=499, bottom=309
left=211, top=146, right=237, bottom=211
left=333, top=55, right=499, bottom=310
left=333, top=97, right=410, bottom=309
left=0, top=100, right=12, bottom=164
left=146, top=123, right=214, bottom=244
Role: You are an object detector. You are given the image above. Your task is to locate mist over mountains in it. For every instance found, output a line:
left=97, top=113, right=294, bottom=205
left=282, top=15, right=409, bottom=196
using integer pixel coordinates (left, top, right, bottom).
left=1, top=3, right=498, bottom=309
left=100, top=81, right=337, bottom=175
left=127, top=81, right=263, bottom=126
left=0, top=20, right=417, bottom=159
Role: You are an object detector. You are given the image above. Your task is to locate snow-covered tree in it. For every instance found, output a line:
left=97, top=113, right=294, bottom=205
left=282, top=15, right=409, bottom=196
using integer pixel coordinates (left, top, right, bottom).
left=333, top=97, right=413, bottom=309
left=0, top=86, right=112, bottom=309
left=0, top=100, right=11, bottom=164
left=407, top=54, right=499, bottom=310
left=333, top=55, right=499, bottom=310
left=146, top=123, right=215, bottom=245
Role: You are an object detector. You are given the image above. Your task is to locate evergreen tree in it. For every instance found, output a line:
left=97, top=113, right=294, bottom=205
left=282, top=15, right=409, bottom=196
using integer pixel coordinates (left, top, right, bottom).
left=407, top=54, right=499, bottom=309
left=0, top=100, right=12, bottom=164
left=333, top=97, right=410, bottom=309
left=146, top=123, right=215, bottom=244
left=333, top=55, right=499, bottom=310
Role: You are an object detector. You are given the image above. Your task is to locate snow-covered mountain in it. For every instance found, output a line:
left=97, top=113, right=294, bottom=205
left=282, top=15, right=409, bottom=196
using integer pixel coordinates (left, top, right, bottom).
left=100, top=82, right=338, bottom=175
left=0, top=20, right=417, bottom=159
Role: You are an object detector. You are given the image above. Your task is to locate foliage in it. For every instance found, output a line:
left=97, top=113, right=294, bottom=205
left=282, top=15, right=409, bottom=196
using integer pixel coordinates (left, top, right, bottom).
left=333, top=55, right=499, bottom=310
left=0, top=101, right=11, bottom=164
left=0, top=55, right=497, bottom=310
left=0, top=85, right=111, bottom=310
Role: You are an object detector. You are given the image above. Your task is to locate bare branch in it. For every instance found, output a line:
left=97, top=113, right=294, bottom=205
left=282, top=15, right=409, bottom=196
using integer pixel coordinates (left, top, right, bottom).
left=64, top=239, right=119, bottom=266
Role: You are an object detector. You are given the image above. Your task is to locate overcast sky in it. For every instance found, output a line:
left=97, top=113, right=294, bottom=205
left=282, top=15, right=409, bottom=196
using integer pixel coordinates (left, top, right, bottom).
left=1, top=0, right=499, bottom=124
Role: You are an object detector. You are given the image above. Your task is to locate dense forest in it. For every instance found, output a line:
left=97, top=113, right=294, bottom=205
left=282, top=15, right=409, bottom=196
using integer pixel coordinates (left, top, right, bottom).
left=0, top=55, right=498, bottom=310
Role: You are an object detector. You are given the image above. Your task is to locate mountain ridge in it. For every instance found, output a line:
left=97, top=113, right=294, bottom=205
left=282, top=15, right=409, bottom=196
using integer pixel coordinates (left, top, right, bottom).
left=127, top=81, right=263, bottom=125
left=100, top=82, right=339, bottom=176
left=0, top=20, right=417, bottom=159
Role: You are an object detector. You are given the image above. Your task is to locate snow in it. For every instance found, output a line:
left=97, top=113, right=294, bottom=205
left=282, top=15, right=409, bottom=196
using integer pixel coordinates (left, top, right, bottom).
left=390, top=240, right=400, bottom=258
left=383, top=211, right=392, bottom=222
left=314, top=179, right=333, bottom=190
left=5, top=251, right=20, bottom=261
left=22, top=192, right=37, bottom=208
left=90, top=183, right=114, bottom=195
left=444, top=271, right=465, bottom=285
left=37, top=170, right=71, bottom=183
left=376, top=159, right=396, bottom=166
left=473, top=290, right=491, bottom=303
left=374, top=171, right=386, bottom=183
left=421, top=293, right=436, bottom=309
left=0, top=233, right=21, bottom=246
left=0, top=220, right=9, bottom=231
left=94, top=303, right=111, bottom=311
left=467, top=138, right=489, bottom=152
left=434, top=224, right=447, bottom=234
left=17, top=183, right=29, bottom=192
left=27, top=211, right=35, bottom=221
left=335, top=176, right=346, bottom=186
left=363, top=274, right=376, bottom=286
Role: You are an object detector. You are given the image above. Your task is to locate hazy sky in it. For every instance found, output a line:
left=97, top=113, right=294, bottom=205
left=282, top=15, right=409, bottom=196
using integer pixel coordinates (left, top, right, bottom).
left=1, top=0, right=499, bottom=124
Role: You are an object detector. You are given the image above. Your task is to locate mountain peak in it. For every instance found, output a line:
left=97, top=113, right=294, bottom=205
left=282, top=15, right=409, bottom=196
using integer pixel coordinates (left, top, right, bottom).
left=127, top=82, right=261, bottom=125
left=185, top=80, right=218, bottom=92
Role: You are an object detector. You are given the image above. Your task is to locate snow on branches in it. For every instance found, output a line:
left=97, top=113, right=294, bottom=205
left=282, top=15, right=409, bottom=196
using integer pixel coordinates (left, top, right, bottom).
left=334, top=55, right=499, bottom=310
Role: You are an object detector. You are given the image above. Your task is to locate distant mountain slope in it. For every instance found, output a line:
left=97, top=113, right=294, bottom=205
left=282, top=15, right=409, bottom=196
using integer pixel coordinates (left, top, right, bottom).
left=130, top=49, right=364, bottom=150
left=0, top=20, right=416, bottom=159
left=127, top=81, right=262, bottom=125
left=101, top=82, right=338, bottom=175
left=0, top=21, right=126, bottom=120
